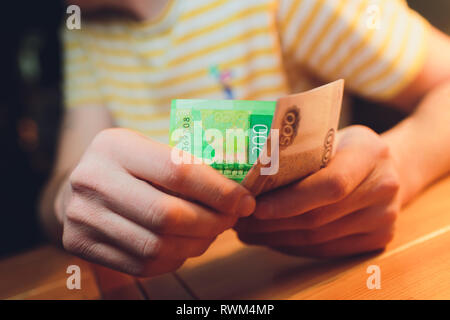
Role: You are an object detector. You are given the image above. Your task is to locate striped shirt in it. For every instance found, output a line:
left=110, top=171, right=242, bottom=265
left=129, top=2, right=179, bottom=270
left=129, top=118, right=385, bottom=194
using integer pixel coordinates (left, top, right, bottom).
left=64, top=0, right=429, bottom=143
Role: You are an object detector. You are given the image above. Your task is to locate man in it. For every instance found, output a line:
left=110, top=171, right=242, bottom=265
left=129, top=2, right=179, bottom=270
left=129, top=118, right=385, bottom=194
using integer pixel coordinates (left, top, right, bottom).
left=40, top=0, right=450, bottom=276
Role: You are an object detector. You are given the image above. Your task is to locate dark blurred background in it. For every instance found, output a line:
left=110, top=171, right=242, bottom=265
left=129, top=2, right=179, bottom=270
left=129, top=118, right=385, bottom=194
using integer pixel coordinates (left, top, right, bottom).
left=0, top=2, right=64, bottom=258
left=0, top=1, right=449, bottom=258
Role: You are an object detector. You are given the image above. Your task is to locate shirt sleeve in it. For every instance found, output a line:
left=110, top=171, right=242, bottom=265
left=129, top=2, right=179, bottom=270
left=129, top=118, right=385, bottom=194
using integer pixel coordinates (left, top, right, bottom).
left=277, top=0, right=430, bottom=101
left=63, top=28, right=104, bottom=109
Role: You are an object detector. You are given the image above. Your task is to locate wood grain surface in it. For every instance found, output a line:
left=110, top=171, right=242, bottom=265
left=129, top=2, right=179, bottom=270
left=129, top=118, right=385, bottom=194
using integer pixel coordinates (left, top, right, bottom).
left=1, top=176, right=449, bottom=299
left=0, top=246, right=100, bottom=300
left=173, top=175, right=450, bottom=299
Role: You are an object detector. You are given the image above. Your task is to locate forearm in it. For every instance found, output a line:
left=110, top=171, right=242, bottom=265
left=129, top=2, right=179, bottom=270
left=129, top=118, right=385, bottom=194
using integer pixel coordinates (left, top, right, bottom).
left=382, top=80, right=450, bottom=205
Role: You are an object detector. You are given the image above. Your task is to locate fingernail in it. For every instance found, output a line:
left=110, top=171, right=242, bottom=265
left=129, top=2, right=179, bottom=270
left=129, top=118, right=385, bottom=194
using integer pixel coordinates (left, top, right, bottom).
left=236, top=194, right=256, bottom=217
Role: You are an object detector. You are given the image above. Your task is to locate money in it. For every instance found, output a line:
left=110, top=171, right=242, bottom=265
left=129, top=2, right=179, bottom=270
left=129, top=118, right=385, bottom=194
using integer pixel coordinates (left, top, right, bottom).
left=242, top=80, right=344, bottom=195
left=169, top=99, right=276, bottom=182
left=169, top=80, right=344, bottom=195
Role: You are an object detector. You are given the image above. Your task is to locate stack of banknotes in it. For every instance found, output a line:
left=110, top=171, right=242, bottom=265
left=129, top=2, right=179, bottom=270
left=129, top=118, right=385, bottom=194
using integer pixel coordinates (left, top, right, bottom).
left=169, top=80, right=344, bottom=196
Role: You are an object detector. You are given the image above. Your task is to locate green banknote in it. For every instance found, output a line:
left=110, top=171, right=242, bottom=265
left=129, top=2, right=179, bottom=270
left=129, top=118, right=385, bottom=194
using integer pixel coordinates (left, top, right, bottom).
left=169, top=99, right=276, bottom=182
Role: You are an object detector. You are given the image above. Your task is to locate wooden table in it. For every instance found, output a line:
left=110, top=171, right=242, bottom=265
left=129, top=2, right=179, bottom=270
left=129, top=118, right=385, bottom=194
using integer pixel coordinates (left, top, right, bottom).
left=1, top=176, right=450, bottom=300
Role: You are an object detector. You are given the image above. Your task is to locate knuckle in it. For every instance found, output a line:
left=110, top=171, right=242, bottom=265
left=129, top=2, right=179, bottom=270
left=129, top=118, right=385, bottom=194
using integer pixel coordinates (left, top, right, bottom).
left=90, top=128, right=119, bottom=149
left=326, top=173, right=351, bottom=201
left=165, top=162, right=191, bottom=190
left=216, top=185, right=244, bottom=214
left=356, top=126, right=389, bottom=159
left=64, top=193, right=101, bottom=227
left=360, top=125, right=379, bottom=141
left=142, top=199, right=158, bottom=224
left=149, top=208, right=169, bottom=233
left=377, top=142, right=391, bottom=159
left=352, top=125, right=378, bottom=143
left=65, top=195, right=87, bottom=223
left=383, top=208, right=399, bottom=226
left=380, top=175, right=401, bottom=196
left=68, top=166, right=86, bottom=192
left=89, top=128, right=132, bottom=159
left=206, top=180, right=241, bottom=208
left=140, top=235, right=162, bottom=259
left=62, top=229, right=90, bottom=256
left=69, top=163, right=101, bottom=194
left=353, top=124, right=374, bottom=134
left=150, top=200, right=181, bottom=233
left=61, top=230, right=75, bottom=252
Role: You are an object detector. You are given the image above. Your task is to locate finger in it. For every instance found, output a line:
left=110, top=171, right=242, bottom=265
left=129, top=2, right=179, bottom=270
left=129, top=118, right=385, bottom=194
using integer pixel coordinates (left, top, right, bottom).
left=100, top=130, right=255, bottom=216
left=253, top=129, right=384, bottom=220
left=273, top=228, right=395, bottom=259
left=285, top=171, right=398, bottom=229
left=238, top=173, right=399, bottom=233
left=63, top=224, right=186, bottom=277
left=237, top=203, right=397, bottom=247
left=76, top=167, right=238, bottom=237
left=65, top=201, right=216, bottom=260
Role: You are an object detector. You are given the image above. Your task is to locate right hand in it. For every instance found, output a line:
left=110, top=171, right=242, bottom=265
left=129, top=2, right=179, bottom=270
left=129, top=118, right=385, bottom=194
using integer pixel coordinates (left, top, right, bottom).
left=56, top=128, right=255, bottom=277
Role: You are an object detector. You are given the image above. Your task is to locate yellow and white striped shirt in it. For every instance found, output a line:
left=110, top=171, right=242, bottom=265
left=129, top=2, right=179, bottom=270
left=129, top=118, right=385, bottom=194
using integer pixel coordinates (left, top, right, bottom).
left=64, top=0, right=429, bottom=143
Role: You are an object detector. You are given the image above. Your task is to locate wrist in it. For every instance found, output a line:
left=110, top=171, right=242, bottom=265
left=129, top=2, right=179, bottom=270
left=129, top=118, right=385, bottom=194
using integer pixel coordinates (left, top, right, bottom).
left=381, top=119, right=426, bottom=205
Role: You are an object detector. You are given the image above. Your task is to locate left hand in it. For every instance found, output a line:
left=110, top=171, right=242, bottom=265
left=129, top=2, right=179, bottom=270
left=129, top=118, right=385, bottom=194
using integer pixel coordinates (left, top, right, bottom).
left=235, top=125, right=401, bottom=258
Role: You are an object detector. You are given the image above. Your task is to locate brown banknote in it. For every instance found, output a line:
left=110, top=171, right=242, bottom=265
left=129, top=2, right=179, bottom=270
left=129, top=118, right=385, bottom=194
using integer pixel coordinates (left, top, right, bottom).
left=242, top=79, right=344, bottom=196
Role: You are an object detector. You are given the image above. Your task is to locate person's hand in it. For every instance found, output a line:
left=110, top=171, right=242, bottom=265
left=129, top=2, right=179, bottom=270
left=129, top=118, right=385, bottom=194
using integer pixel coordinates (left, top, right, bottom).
left=235, top=125, right=400, bottom=258
left=57, top=128, right=255, bottom=276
